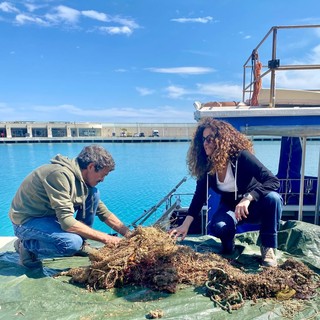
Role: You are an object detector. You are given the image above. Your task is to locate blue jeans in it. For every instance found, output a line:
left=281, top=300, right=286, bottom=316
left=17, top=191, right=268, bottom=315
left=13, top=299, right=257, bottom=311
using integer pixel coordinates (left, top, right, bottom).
left=208, top=191, right=283, bottom=249
left=13, top=187, right=100, bottom=259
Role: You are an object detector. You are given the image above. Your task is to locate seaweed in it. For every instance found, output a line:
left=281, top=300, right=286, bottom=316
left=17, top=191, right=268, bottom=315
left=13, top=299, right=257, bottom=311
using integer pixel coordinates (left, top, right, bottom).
left=58, top=226, right=320, bottom=309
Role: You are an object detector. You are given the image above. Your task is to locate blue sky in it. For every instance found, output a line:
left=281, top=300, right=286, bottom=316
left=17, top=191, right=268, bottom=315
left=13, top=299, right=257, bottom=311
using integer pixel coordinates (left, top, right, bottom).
left=1, top=0, right=320, bottom=123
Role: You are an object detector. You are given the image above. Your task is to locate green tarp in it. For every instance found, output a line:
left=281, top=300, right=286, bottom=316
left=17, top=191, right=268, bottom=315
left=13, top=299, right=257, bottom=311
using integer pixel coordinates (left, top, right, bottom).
left=0, top=220, right=319, bottom=320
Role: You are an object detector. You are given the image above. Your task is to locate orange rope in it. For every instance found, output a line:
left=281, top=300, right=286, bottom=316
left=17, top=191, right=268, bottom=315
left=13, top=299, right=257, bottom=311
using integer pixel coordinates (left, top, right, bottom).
left=251, top=53, right=262, bottom=106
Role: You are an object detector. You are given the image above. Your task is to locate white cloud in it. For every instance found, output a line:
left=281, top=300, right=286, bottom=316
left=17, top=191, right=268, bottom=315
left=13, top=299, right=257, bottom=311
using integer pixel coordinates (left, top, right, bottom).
left=136, top=87, right=154, bottom=96
left=148, top=67, right=215, bottom=75
left=98, top=26, right=133, bottom=35
left=0, top=2, right=19, bottom=13
left=239, top=31, right=251, bottom=40
left=24, top=3, right=45, bottom=13
left=276, top=69, right=320, bottom=89
left=165, top=83, right=242, bottom=100
left=85, top=106, right=190, bottom=120
left=114, top=68, right=128, bottom=73
left=2, top=103, right=194, bottom=123
left=171, top=16, right=213, bottom=24
left=81, top=10, right=108, bottom=22
left=0, top=3, right=140, bottom=35
left=267, top=44, right=320, bottom=89
left=101, top=106, right=194, bottom=122
left=15, top=13, right=48, bottom=26
left=166, top=85, right=188, bottom=98
left=33, top=104, right=81, bottom=115
left=95, top=16, right=139, bottom=35
left=45, top=5, right=80, bottom=24
left=112, top=16, right=139, bottom=29
left=196, top=83, right=242, bottom=100
left=308, top=44, right=320, bottom=62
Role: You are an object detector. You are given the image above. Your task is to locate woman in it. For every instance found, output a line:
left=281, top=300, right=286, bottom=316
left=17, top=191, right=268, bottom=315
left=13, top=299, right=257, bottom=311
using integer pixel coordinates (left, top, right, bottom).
left=170, top=117, right=282, bottom=267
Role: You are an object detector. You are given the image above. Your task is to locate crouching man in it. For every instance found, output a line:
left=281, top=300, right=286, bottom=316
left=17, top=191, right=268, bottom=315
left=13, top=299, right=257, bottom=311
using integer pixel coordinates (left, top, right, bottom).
left=9, top=144, right=130, bottom=268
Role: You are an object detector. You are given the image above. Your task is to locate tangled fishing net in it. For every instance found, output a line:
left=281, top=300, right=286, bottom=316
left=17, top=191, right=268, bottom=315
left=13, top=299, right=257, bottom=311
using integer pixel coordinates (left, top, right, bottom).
left=59, top=227, right=320, bottom=311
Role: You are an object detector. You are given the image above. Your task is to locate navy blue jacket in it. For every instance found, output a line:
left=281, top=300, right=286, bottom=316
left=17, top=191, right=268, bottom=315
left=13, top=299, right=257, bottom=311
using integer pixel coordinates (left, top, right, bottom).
left=188, top=150, right=280, bottom=218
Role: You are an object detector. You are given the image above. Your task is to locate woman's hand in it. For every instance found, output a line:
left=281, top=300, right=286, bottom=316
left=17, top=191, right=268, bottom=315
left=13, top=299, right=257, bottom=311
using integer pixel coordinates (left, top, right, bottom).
left=169, top=225, right=189, bottom=240
left=168, top=215, right=194, bottom=240
left=235, top=199, right=250, bottom=221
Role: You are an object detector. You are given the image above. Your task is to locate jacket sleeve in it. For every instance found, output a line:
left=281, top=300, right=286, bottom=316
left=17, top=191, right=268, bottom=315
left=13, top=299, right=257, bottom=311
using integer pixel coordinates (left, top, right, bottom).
left=96, top=200, right=113, bottom=221
left=42, top=170, right=79, bottom=230
left=187, top=175, right=207, bottom=218
left=238, top=150, right=280, bottom=201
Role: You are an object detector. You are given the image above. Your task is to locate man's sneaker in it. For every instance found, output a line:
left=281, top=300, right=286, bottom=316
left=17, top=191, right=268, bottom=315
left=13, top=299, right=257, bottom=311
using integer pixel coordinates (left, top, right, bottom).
left=260, top=246, right=277, bottom=267
left=14, top=239, right=42, bottom=269
left=74, top=241, right=99, bottom=257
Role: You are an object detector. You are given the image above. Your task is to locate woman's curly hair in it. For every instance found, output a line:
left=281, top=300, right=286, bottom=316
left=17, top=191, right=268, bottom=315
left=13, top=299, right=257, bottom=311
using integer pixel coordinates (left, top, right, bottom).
left=187, top=117, right=253, bottom=179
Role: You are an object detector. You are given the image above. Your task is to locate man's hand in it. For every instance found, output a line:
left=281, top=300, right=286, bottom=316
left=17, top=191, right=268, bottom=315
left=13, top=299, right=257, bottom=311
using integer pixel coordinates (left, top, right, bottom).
left=67, top=220, right=123, bottom=244
left=101, top=234, right=122, bottom=245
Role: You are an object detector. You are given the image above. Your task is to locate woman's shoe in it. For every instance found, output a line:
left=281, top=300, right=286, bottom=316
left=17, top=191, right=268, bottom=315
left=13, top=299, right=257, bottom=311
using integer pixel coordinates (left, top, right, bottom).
left=260, top=246, right=277, bottom=267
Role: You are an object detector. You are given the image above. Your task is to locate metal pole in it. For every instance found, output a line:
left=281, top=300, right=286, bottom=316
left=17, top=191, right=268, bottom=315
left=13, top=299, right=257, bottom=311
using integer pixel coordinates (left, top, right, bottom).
left=314, top=150, right=320, bottom=225
left=298, top=137, right=307, bottom=221
left=269, top=28, right=278, bottom=108
left=130, top=176, right=188, bottom=227
left=242, top=64, right=246, bottom=103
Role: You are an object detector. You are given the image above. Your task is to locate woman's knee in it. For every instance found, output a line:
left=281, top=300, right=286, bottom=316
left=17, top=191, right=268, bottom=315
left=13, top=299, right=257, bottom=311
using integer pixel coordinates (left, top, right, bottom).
left=209, top=221, right=226, bottom=238
left=265, top=191, right=283, bottom=206
left=209, top=220, right=235, bottom=239
left=208, top=207, right=236, bottom=238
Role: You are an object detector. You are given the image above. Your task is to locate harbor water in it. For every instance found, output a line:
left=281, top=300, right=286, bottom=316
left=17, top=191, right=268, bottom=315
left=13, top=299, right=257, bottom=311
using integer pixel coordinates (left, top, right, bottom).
left=1, top=140, right=319, bottom=236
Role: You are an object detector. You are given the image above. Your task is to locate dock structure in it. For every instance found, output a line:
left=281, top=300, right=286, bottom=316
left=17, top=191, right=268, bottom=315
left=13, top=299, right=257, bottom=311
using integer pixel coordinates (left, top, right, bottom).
left=0, top=121, right=299, bottom=144
left=0, top=121, right=197, bottom=143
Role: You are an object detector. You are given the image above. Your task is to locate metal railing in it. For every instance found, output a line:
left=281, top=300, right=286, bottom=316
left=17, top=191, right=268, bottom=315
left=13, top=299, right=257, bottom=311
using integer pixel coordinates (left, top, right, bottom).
left=243, top=25, right=320, bottom=107
left=278, top=177, right=318, bottom=206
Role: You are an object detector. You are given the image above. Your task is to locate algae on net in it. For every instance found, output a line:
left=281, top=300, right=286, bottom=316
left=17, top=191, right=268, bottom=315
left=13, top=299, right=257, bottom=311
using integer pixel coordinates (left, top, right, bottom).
left=59, top=226, right=320, bottom=305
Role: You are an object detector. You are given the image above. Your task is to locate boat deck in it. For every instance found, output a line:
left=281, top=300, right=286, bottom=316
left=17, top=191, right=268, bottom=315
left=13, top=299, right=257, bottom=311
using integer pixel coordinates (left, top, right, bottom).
left=1, top=221, right=320, bottom=319
left=0, top=236, right=15, bottom=249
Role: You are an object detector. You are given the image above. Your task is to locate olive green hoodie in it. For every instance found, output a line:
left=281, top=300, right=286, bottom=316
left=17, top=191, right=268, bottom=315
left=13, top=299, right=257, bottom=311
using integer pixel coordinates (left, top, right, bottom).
left=9, top=154, right=112, bottom=230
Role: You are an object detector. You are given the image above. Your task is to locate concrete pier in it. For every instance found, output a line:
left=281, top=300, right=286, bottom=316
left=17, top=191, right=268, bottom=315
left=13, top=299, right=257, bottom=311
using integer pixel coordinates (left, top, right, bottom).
left=0, top=136, right=192, bottom=144
left=0, top=121, right=197, bottom=140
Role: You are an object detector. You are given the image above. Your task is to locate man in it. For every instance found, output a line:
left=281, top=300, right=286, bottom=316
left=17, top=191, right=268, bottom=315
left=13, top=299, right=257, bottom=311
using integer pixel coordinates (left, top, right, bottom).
left=9, top=144, right=131, bottom=268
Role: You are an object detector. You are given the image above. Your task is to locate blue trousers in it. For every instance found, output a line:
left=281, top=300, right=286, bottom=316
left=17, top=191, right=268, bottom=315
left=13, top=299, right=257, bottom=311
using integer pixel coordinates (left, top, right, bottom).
left=207, top=191, right=282, bottom=248
left=13, top=188, right=100, bottom=259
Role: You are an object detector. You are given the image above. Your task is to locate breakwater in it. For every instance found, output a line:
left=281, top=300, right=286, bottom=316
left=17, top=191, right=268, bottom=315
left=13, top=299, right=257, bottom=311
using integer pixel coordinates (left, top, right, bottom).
left=0, top=121, right=196, bottom=140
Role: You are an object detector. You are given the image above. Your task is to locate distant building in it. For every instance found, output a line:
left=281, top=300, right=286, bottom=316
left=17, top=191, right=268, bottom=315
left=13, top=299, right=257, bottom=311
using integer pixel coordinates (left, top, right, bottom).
left=0, top=121, right=196, bottom=140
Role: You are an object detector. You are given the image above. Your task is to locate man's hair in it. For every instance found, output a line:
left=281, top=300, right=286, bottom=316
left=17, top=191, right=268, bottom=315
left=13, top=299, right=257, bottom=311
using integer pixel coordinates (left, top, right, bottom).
left=76, top=144, right=115, bottom=172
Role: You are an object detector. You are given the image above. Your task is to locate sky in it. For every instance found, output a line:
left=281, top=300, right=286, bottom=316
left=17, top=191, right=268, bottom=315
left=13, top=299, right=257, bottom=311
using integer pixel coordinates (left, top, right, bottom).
left=1, top=0, right=320, bottom=123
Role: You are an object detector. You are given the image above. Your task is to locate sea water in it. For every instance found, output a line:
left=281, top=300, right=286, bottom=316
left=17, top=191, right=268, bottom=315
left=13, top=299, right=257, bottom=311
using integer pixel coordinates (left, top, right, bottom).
left=0, top=141, right=319, bottom=236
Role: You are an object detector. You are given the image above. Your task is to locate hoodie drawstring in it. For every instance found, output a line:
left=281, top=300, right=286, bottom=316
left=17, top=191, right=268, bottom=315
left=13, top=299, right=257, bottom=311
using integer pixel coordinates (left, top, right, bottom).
left=233, top=160, right=238, bottom=200
left=81, top=183, right=86, bottom=219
